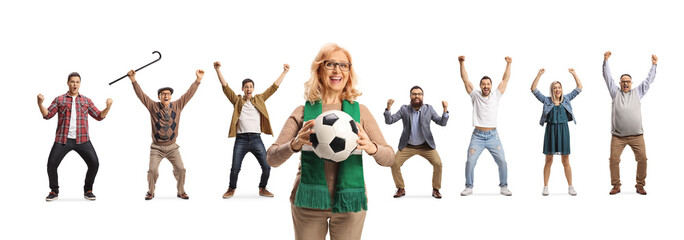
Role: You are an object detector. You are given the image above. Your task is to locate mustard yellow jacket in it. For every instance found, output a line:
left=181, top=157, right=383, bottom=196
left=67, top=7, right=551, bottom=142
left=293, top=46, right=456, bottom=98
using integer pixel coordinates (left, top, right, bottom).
left=222, top=83, right=278, bottom=138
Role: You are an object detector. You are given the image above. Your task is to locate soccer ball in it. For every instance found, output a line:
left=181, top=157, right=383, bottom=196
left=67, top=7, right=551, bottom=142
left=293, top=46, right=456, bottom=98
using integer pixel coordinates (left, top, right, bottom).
left=310, top=110, right=359, bottom=162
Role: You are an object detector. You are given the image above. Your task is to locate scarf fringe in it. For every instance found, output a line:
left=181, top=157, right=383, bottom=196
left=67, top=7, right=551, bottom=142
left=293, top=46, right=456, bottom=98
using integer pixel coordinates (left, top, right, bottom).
left=332, top=188, right=368, bottom=213
left=295, top=183, right=331, bottom=210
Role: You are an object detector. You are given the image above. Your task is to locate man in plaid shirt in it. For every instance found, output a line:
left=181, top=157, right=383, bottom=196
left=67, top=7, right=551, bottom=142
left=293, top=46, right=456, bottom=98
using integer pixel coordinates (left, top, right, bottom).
left=37, top=72, right=113, bottom=201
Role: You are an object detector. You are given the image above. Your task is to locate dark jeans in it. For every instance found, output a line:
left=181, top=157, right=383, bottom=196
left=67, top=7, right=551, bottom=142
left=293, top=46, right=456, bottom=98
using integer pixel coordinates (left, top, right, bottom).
left=229, top=133, right=270, bottom=189
left=47, top=139, right=100, bottom=193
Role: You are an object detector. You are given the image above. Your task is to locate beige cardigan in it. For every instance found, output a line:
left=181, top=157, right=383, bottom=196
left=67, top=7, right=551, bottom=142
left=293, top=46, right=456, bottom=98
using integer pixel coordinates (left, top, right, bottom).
left=267, top=103, right=395, bottom=206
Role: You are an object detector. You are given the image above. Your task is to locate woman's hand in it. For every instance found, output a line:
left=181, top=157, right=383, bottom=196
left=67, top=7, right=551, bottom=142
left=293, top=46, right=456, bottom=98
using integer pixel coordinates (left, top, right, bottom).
left=291, top=119, right=315, bottom=151
left=355, top=122, right=377, bottom=155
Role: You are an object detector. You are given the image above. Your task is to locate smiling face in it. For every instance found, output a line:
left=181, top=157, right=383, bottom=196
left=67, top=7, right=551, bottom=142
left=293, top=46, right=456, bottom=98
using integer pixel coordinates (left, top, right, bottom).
left=410, top=88, right=423, bottom=109
left=319, top=50, right=350, bottom=96
left=158, top=90, right=172, bottom=107
left=552, top=82, right=563, bottom=99
left=620, top=75, right=632, bottom=93
left=480, top=78, right=492, bottom=97
left=242, top=82, right=254, bottom=100
left=67, top=76, right=81, bottom=96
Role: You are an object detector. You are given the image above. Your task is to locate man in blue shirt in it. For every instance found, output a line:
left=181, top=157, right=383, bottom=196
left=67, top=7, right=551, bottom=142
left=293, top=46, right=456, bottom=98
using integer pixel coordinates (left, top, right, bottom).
left=384, top=86, right=449, bottom=199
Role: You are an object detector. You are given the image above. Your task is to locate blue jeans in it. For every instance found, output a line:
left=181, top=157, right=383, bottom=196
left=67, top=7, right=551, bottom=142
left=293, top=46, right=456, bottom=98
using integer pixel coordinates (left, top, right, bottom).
left=465, top=129, right=508, bottom=188
left=230, top=133, right=270, bottom=189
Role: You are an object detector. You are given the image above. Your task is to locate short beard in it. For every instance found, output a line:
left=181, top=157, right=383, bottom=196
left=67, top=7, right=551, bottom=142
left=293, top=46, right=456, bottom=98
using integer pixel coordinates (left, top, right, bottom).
left=411, top=99, right=423, bottom=109
left=482, top=88, right=490, bottom=96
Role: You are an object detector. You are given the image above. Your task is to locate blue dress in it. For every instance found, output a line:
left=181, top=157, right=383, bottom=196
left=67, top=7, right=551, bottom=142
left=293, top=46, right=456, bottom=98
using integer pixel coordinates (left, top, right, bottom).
left=543, top=105, right=570, bottom=155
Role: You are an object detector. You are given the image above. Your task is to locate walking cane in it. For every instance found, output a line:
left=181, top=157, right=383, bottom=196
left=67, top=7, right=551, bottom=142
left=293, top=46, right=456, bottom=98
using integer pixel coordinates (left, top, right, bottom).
left=109, top=51, right=162, bottom=85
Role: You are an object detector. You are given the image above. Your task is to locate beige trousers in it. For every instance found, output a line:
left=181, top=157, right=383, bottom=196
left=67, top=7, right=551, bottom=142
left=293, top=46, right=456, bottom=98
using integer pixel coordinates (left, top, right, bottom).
left=148, top=143, right=186, bottom=195
left=291, top=205, right=366, bottom=240
left=391, top=144, right=443, bottom=189
left=610, top=134, right=647, bottom=188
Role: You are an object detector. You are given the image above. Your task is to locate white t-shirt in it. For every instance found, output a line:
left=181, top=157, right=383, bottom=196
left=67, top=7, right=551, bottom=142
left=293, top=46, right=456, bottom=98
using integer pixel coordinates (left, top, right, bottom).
left=237, top=101, right=262, bottom=134
left=470, top=88, right=502, bottom=128
left=67, top=97, right=77, bottom=139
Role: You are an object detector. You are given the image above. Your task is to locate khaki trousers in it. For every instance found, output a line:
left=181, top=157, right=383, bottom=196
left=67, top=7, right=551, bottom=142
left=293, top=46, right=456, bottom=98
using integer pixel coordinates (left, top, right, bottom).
left=148, top=143, right=186, bottom=195
left=610, top=134, right=647, bottom=188
left=291, top=205, right=366, bottom=240
left=391, top=144, right=442, bottom=189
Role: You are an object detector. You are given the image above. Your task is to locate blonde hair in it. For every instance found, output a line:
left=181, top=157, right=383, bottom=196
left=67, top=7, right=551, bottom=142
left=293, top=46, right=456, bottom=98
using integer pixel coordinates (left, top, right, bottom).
left=550, top=81, right=564, bottom=104
left=304, top=43, right=361, bottom=103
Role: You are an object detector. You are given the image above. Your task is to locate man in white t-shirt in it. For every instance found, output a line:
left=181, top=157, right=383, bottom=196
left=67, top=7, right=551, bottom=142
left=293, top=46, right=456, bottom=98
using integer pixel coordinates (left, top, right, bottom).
left=457, top=56, right=513, bottom=196
left=214, top=61, right=290, bottom=198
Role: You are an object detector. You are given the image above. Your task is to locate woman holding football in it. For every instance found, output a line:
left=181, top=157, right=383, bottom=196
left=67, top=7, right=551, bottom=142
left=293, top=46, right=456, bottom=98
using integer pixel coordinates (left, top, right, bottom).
left=266, top=43, right=394, bottom=240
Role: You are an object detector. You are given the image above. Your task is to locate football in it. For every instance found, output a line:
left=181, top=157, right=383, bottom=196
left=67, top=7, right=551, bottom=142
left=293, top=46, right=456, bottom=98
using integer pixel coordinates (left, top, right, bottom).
left=309, top=110, right=359, bottom=162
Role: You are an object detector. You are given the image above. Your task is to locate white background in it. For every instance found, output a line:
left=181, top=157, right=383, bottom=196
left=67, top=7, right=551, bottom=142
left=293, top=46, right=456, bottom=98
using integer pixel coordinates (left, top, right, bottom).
left=1, top=0, right=681, bottom=239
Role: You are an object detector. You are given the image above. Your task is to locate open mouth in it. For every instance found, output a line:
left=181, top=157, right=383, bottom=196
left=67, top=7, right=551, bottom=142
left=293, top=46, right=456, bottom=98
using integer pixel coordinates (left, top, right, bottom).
left=330, top=76, right=342, bottom=85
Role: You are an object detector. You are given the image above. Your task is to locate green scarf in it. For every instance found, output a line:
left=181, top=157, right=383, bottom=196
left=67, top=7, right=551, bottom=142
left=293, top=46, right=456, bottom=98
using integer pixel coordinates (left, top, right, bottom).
left=294, top=100, right=367, bottom=213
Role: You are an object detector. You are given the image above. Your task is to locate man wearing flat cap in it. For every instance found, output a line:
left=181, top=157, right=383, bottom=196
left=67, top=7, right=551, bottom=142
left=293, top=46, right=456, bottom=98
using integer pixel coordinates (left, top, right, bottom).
left=127, top=69, right=204, bottom=200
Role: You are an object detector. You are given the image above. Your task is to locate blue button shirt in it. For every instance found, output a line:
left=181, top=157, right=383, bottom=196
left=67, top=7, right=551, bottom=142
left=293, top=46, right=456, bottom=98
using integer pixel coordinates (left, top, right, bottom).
left=407, top=108, right=426, bottom=145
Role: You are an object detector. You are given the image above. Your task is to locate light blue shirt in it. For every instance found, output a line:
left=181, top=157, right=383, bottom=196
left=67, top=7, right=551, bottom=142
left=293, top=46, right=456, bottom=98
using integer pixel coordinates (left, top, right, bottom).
left=384, top=104, right=449, bottom=150
left=408, top=108, right=426, bottom=145
left=603, top=60, right=656, bottom=136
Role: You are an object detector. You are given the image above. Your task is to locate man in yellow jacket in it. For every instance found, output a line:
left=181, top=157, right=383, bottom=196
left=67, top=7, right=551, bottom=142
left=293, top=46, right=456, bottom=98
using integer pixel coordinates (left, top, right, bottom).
left=214, top=61, right=289, bottom=198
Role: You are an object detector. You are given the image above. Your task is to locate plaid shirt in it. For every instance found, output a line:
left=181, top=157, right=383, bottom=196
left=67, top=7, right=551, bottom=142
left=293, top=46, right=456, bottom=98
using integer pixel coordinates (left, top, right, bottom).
left=44, top=92, right=104, bottom=144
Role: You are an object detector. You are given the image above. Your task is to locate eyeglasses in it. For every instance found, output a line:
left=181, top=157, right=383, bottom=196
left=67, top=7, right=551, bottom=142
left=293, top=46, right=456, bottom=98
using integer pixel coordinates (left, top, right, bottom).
left=323, top=60, right=351, bottom=71
left=620, top=81, right=632, bottom=84
left=159, top=92, right=172, bottom=96
left=410, top=93, right=423, bottom=97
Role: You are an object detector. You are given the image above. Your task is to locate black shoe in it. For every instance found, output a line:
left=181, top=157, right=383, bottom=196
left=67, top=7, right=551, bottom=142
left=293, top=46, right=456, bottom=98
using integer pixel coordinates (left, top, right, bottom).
left=46, top=192, right=58, bottom=202
left=84, top=190, right=96, bottom=201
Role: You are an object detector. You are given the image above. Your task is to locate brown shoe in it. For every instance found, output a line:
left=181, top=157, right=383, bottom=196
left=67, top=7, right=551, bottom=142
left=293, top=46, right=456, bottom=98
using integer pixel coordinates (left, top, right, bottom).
left=177, top=193, right=189, bottom=200
left=145, top=192, right=154, bottom=200
left=636, top=186, right=647, bottom=195
left=222, top=188, right=235, bottom=199
left=393, top=188, right=405, bottom=198
left=432, top=189, right=442, bottom=199
left=259, top=188, right=274, bottom=197
left=609, top=187, right=621, bottom=195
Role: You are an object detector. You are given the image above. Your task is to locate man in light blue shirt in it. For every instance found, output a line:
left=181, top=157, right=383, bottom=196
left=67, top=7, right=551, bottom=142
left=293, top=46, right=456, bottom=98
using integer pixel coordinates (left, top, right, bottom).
left=384, top=86, right=449, bottom=199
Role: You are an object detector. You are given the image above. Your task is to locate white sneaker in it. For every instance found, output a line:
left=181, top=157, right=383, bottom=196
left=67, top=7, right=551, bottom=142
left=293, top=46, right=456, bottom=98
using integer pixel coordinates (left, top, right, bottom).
left=460, top=187, right=473, bottom=196
left=500, top=186, right=512, bottom=196
left=542, top=186, right=549, bottom=196
left=568, top=186, right=577, bottom=196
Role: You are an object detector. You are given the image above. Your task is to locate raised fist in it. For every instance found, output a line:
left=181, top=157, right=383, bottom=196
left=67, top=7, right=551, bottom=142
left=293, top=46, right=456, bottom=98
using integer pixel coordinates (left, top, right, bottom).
left=539, top=68, right=545, bottom=75
left=458, top=56, right=465, bottom=63
left=127, top=70, right=136, bottom=82
left=568, top=68, right=575, bottom=74
left=37, top=94, right=44, bottom=104
left=604, top=51, right=611, bottom=60
left=505, top=56, right=512, bottom=63
left=442, top=100, right=448, bottom=110
left=387, top=99, right=394, bottom=109
left=214, top=61, right=221, bottom=69
left=196, top=69, right=205, bottom=79
left=652, top=54, right=658, bottom=65
left=283, top=64, right=290, bottom=72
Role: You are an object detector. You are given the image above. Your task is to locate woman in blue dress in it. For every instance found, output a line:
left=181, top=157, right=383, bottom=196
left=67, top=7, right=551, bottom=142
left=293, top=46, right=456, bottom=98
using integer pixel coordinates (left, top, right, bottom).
left=531, top=68, right=583, bottom=196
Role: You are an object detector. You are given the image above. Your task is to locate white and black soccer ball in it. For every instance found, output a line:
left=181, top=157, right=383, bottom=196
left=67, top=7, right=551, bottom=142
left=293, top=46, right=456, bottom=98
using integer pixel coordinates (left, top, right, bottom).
left=309, top=110, right=359, bottom=162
